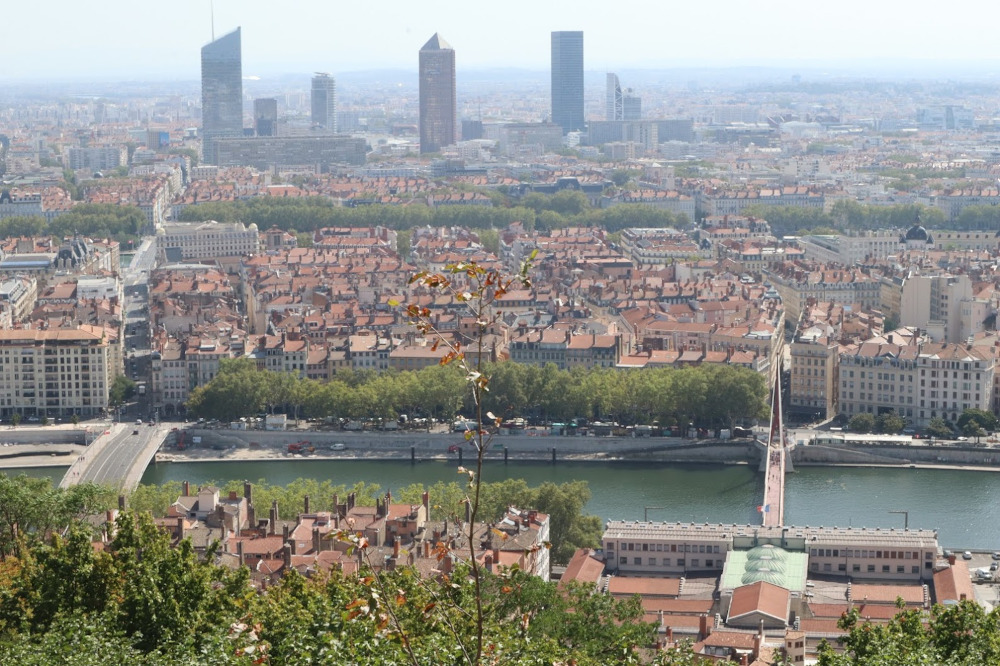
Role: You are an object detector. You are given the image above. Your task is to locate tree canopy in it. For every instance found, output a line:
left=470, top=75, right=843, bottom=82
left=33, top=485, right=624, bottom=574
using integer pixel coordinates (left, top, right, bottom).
left=186, top=359, right=768, bottom=429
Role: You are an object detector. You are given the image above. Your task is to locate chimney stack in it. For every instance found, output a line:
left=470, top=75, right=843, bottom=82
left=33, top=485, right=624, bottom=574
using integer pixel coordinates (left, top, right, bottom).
left=243, top=480, right=253, bottom=504
left=312, top=526, right=321, bottom=553
left=237, top=540, right=245, bottom=566
left=247, top=503, right=256, bottom=529
left=282, top=543, right=291, bottom=569
left=282, top=523, right=290, bottom=541
left=422, top=491, right=430, bottom=520
left=183, top=480, right=190, bottom=497
left=176, top=516, right=185, bottom=540
left=304, top=495, right=310, bottom=514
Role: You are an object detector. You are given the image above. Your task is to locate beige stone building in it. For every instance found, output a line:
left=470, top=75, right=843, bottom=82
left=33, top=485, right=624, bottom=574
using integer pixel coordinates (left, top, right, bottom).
left=0, top=326, right=112, bottom=418
left=838, top=330, right=995, bottom=426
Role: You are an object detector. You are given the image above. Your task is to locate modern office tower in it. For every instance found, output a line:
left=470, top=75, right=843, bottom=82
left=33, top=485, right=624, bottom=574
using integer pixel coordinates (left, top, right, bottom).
left=606, top=73, right=623, bottom=121
left=623, top=92, right=642, bottom=120
left=419, top=33, right=456, bottom=154
left=551, top=31, right=584, bottom=134
left=311, top=73, right=337, bottom=131
left=254, top=98, right=278, bottom=137
left=608, top=72, right=641, bottom=121
left=461, top=120, right=484, bottom=141
left=201, top=27, right=244, bottom=165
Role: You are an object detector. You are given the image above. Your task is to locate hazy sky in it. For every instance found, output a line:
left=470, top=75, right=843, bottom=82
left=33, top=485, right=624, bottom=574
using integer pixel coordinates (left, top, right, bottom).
left=4, top=0, right=1000, bottom=81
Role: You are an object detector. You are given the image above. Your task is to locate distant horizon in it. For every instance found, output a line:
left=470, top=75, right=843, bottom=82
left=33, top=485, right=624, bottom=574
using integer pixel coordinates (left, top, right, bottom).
left=7, top=59, right=1000, bottom=88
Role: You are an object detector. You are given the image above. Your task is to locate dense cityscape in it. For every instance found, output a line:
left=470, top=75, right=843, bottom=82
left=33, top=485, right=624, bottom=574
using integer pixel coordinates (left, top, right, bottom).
left=7, top=13, right=1000, bottom=665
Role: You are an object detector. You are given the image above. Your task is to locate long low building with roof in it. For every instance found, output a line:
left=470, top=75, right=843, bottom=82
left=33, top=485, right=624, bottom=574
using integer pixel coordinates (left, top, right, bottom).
left=602, top=520, right=939, bottom=584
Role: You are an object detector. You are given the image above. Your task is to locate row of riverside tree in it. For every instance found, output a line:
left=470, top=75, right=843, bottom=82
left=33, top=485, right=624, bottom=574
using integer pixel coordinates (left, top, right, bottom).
left=185, top=357, right=769, bottom=429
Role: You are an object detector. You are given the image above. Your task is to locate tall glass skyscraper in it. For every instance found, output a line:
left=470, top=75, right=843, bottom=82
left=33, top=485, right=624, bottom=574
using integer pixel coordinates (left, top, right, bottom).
left=311, top=73, right=337, bottom=131
left=201, top=27, right=243, bottom=165
left=419, top=33, right=456, bottom=154
left=254, top=98, right=278, bottom=137
left=551, top=31, right=584, bottom=134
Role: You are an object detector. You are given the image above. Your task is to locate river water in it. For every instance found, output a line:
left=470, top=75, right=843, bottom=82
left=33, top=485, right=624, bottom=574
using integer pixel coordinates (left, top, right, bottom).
left=130, top=459, right=1000, bottom=551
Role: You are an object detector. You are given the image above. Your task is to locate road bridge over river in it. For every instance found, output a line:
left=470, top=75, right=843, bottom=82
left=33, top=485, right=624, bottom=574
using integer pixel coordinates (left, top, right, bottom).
left=60, top=423, right=170, bottom=491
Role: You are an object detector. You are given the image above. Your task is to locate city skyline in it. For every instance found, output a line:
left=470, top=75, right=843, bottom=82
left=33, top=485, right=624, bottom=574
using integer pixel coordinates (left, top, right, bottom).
left=6, top=1, right=1000, bottom=82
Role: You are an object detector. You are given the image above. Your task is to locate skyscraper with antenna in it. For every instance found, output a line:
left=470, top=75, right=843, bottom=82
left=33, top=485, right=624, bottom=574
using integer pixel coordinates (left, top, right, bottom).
left=201, top=27, right=243, bottom=165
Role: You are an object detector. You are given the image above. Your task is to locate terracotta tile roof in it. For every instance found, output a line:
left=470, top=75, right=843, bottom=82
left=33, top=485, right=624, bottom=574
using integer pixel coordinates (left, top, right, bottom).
left=559, top=548, right=605, bottom=588
left=608, top=576, right=681, bottom=598
left=850, top=583, right=926, bottom=606
left=727, top=581, right=789, bottom=622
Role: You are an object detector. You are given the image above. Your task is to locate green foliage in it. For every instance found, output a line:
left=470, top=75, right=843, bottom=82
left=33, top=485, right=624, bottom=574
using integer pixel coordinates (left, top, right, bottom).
left=0, top=474, right=115, bottom=558
left=294, top=231, right=313, bottom=248
left=174, top=194, right=689, bottom=237
left=0, top=511, right=252, bottom=661
left=958, top=408, right=998, bottom=433
left=611, top=169, right=641, bottom=187
left=478, top=227, right=499, bottom=255
left=109, top=374, right=136, bottom=406
left=848, top=412, right=875, bottom=434
left=44, top=202, right=146, bottom=241
left=186, top=360, right=767, bottom=430
left=817, top=601, right=1000, bottom=666
left=926, top=417, right=953, bottom=439
left=399, top=479, right=603, bottom=565
left=875, top=410, right=904, bottom=434
left=746, top=201, right=947, bottom=237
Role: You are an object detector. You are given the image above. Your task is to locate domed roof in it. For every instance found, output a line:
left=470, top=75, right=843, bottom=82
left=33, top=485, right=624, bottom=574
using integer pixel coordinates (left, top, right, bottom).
left=905, top=224, right=929, bottom=241
left=746, top=544, right=788, bottom=562
left=741, top=568, right=784, bottom=586
left=904, top=213, right=929, bottom=241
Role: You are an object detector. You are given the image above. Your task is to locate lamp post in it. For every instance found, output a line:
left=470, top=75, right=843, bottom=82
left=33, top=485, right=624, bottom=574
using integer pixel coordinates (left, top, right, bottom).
left=889, top=510, right=909, bottom=529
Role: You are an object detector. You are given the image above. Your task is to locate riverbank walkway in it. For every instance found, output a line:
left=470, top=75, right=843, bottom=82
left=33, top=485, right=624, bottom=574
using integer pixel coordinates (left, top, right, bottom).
left=760, top=373, right=786, bottom=527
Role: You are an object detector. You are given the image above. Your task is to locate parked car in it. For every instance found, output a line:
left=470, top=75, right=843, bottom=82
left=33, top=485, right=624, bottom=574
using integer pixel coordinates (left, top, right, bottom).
left=963, top=551, right=973, bottom=560
left=331, top=442, right=346, bottom=451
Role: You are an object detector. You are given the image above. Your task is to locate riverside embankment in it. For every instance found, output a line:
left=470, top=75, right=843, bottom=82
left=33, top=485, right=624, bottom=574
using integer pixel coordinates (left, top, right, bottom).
left=155, top=428, right=1000, bottom=472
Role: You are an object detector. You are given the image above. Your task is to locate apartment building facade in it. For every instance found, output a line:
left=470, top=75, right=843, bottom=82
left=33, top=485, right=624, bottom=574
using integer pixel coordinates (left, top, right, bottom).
left=0, top=327, right=112, bottom=418
left=838, top=334, right=994, bottom=427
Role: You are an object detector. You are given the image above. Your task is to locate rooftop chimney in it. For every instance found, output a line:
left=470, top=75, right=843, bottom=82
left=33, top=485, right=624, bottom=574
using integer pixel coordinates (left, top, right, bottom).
left=243, top=480, right=252, bottom=504
left=304, top=495, right=310, bottom=514
left=183, top=480, right=190, bottom=497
